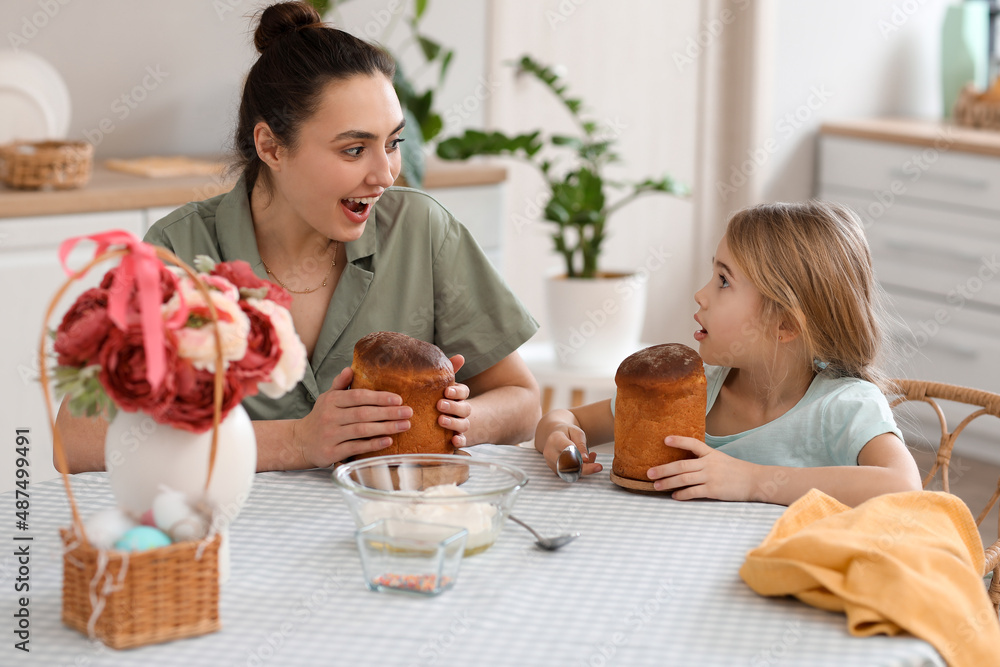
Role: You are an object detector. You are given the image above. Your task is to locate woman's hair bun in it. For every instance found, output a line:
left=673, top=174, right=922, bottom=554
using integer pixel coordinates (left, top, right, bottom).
left=254, top=1, right=322, bottom=53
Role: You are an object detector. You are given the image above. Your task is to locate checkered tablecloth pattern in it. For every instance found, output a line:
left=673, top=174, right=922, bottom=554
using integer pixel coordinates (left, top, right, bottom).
left=6, top=445, right=943, bottom=666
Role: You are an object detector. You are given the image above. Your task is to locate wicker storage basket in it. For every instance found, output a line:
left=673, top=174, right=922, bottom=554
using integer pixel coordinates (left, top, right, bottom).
left=60, top=529, right=221, bottom=649
left=40, top=240, right=226, bottom=649
left=0, top=140, right=94, bottom=189
left=953, top=83, right=1000, bottom=131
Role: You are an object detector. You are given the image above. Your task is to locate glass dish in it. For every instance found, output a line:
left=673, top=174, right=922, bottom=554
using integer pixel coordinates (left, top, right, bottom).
left=356, top=518, right=467, bottom=596
left=334, top=454, right=529, bottom=556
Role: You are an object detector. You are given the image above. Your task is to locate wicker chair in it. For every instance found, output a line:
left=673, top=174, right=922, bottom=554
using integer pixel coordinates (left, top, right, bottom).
left=887, top=379, right=1000, bottom=613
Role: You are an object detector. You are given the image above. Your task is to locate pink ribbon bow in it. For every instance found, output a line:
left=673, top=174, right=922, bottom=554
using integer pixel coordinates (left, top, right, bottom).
left=59, top=230, right=187, bottom=389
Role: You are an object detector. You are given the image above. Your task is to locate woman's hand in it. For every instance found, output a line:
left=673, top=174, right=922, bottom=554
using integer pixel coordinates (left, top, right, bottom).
left=293, top=367, right=413, bottom=468
left=647, top=436, right=758, bottom=501
left=438, top=354, right=472, bottom=447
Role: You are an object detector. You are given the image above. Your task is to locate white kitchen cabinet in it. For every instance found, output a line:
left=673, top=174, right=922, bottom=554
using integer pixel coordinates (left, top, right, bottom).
left=0, top=210, right=146, bottom=493
left=818, top=121, right=1000, bottom=463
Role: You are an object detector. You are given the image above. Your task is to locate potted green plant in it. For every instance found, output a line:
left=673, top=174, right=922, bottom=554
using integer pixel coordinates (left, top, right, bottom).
left=309, top=0, right=453, bottom=187
left=435, top=56, right=689, bottom=367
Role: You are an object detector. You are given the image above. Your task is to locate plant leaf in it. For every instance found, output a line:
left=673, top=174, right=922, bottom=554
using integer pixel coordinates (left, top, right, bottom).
left=438, top=50, right=454, bottom=85
left=399, top=107, right=426, bottom=188
left=421, top=112, right=443, bottom=143
left=417, top=35, right=442, bottom=62
left=415, top=0, right=428, bottom=20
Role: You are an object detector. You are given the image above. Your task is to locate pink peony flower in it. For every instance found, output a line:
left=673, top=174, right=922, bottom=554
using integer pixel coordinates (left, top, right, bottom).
left=163, top=279, right=250, bottom=371
left=211, top=260, right=292, bottom=309
left=231, top=301, right=281, bottom=396
left=152, top=358, right=245, bottom=433
left=97, top=325, right=178, bottom=412
left=54, top=288, right=112, bottom=367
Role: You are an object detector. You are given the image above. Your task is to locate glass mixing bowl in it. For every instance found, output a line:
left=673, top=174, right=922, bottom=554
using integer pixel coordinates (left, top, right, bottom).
left=334, top=454, right=529, bottom=556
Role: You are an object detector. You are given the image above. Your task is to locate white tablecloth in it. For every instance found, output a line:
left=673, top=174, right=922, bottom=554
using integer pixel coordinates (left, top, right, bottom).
left=7, top=445, right=943, bottom=666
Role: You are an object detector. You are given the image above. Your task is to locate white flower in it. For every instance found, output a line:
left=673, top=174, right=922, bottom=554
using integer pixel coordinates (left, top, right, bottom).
left=246, top=297, right=307, bottom=398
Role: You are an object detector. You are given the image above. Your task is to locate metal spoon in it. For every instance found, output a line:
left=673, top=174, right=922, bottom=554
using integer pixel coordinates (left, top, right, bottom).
left=508, top=514, right=580, bottom=551
left=556, top=444, right=583, bottom=483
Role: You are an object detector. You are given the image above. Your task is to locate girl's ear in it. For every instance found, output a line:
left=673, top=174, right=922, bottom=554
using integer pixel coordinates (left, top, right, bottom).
left=254, top=122, right=282, bottom=171
left=776, top=317, right=801, bottom=343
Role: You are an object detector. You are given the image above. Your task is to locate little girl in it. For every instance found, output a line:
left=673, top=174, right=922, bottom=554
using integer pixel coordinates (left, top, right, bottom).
left=534, top=201, right=921, bottom=507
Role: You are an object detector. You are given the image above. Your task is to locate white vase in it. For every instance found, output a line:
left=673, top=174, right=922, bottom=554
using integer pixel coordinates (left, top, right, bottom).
left=544, top=271, right=648, bottom=371
left=104, top=405, right=257, bottom=584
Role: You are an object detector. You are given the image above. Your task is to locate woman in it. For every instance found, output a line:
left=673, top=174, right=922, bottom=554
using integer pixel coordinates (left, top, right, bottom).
left=58, top=1, right=540, bottom=472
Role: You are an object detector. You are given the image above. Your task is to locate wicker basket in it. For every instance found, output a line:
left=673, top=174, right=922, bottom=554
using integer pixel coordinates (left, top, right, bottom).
left=40, top=240, right=226, bottom=649
left=953, top=83, right=1000, bottom=131
left=0, top=140, right=94, bottom=189
left=60, top=529, right=221, bottom=649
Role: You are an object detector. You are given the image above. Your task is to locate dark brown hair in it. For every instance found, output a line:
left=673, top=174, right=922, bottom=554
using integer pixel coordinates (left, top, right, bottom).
left=235, top=1, right=395, bottom=193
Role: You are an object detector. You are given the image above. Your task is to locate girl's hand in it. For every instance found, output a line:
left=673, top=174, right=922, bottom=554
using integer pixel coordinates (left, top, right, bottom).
left=647, top=436, right=757, bottom=501
left=438, top=354, right=472, bottom=447
left=294, top=367, right=413, bottom=468
left=541, top=424, right=601, bottom=478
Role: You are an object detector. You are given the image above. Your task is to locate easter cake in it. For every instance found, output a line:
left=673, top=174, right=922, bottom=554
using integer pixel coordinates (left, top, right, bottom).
left=351, top=331, right=456, bottom=459
left=611, top=343, right=707, bottom=490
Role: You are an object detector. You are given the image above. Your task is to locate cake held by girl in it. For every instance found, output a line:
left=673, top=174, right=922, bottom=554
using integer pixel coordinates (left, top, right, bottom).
left=535, top=201, right=921, bottom=506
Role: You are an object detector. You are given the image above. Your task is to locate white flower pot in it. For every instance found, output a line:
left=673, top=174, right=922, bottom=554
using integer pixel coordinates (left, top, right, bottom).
left=104, top=405, right=257, bottom=584
left=544, top=272, right=648, bottom=371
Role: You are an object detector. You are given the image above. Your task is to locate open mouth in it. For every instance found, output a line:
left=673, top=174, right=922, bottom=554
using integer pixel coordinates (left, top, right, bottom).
left=341, top=194, right=381, bottom=220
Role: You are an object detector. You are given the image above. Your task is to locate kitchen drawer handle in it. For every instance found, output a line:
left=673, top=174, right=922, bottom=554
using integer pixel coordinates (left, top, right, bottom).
left=882, top=238, right=983, bottom=264
left=888, top=168, right=989, bottom=189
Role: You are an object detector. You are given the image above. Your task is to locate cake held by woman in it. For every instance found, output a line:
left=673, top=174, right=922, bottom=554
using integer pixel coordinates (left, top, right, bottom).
left=351, top=331, right=456, bottom=458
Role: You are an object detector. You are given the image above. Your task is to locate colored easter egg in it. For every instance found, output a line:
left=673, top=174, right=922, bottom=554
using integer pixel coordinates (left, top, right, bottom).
left=113, top=526, right=172, bottom=552
left=84, top=508, right=137, bottom=550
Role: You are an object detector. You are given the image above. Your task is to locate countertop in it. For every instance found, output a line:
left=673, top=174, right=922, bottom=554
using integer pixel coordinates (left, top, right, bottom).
left=820, top=117, right=1000, bottom=157
left=0, top=157, right=507, bottom=219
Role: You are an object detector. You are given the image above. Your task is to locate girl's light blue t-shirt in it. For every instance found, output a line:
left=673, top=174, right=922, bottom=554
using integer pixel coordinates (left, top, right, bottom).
left=611, top=365, right=902, bottom=467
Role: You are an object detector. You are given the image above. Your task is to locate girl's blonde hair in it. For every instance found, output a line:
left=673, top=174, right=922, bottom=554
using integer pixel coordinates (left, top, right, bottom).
left=725, top=200, right=893, bottom=390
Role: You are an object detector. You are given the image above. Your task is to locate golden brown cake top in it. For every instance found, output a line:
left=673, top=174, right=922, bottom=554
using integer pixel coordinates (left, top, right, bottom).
left=352, top=331, right=454, bottom=388
left=615, top=343, right=703, bottom=388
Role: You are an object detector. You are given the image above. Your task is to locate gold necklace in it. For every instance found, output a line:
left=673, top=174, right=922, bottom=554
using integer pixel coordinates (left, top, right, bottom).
left=261, top=241, right=339, bottom=295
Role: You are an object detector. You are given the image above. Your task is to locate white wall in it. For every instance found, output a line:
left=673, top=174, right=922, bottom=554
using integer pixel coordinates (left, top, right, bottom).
left=763, top=0, right=954, bottom=202
left=487, top=0, right=700, bottom=346
left=1, top=0, right=486, bottom=158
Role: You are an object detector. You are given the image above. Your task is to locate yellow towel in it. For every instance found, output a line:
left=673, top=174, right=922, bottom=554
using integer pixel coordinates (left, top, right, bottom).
left=740, top=489, right=1000, bottom=667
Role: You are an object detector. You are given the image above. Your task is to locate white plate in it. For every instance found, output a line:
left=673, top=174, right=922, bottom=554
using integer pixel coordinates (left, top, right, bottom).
left=0, top=86, right=51, bottom=142
left=0, top=49, right=70, bottom=143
